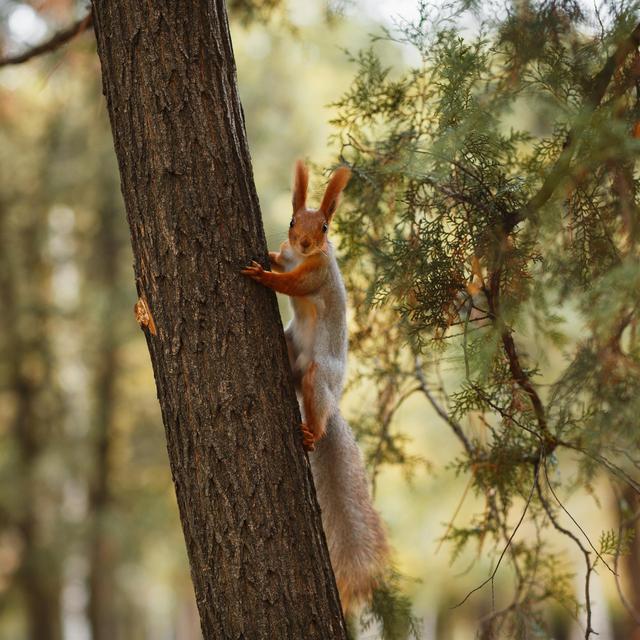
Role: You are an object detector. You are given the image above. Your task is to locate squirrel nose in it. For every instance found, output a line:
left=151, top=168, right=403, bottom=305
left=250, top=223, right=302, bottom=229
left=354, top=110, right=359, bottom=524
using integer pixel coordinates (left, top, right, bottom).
left=300, top=238, right=311, bottom=251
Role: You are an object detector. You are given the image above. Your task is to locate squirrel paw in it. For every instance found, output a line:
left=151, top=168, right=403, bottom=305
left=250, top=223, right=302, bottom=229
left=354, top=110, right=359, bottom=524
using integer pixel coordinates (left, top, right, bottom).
left=241, top=260, right=265, bottom=281
left=300, top=422, right=316, bottom=452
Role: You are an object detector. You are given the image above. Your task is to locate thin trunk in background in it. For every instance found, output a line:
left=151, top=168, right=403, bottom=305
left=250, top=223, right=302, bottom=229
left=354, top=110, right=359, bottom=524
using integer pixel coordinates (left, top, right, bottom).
left=618, top=485, right=640, bottom=640
left=0, top=202, right=63, bottom=640
left=86, top=165, right=122, bottom=640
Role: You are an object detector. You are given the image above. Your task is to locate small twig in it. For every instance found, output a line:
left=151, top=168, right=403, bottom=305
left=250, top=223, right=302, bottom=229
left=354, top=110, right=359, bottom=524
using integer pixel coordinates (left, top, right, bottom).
left=443, top=314, right=491, bottom=328
left=542, top=461, right=615, bottom=576
left=561, top=441, right=640, bottom=494
left=452, top=458, right=540, bottom=610
left=415, top=356, right=474, bottom=456
left=0, top=11, right=93, bottom=68
left=497, top=489, right=524, bottom=584
left=436, top=474, right=473, bottom=553
left=472, top=386, right=546, bottom=449
left=608, top=445, right=640, bottom=469
left=370, top=381, right=421, bottom=493
left=477, top=599, right=529, bottom=638
left=535, top=468, right=595, bottom=639
left=462, top=299, right=472, bottom=381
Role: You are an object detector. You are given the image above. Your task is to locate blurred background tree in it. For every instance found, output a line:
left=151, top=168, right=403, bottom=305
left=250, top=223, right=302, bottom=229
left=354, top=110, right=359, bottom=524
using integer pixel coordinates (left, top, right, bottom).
left=0, top=0, right=639, bottom=638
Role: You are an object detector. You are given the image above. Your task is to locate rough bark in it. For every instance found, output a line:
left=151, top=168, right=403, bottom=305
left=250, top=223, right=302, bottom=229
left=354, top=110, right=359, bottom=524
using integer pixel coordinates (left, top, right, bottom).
left=90, top=2, right=347, bottom=638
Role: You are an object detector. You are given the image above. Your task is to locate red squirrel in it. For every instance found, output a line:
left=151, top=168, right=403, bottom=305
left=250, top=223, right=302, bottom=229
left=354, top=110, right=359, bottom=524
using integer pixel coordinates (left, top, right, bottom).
left=242, top=161, right=389, bottom=614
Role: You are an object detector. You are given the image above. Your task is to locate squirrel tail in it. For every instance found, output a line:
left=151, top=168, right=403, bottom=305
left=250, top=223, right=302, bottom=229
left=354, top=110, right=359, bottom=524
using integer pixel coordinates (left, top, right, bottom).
left=310, top=410, right=389, bottom=615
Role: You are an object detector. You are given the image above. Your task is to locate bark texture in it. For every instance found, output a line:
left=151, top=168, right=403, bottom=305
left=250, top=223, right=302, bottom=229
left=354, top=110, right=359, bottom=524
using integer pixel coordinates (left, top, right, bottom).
left=90, top=2, right=347, bottom=638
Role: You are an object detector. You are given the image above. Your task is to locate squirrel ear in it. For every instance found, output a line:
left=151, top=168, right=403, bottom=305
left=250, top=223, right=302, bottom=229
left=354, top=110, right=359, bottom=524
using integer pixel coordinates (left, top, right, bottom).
left=292, top=160, right=309, bottom=213
left=319, top=166, right=351, bottom=222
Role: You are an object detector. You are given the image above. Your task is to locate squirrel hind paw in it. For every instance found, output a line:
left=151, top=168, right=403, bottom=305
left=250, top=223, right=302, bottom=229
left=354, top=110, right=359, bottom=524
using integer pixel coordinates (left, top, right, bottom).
left=299, top=422, right=316, bottom=452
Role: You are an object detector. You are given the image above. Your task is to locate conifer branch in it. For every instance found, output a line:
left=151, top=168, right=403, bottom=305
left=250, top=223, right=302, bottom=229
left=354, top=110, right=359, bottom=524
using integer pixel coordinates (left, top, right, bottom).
left=506, top=20, right=640, bottom=232
left=479, top=395, right=540, bottom=441
left=0, top=11, right=93, bottom=68
left=453, top=459, right=540, bottom=610
left=335, top=6, right=640, bottom=633
left=485, top=270, right=554, bottom=448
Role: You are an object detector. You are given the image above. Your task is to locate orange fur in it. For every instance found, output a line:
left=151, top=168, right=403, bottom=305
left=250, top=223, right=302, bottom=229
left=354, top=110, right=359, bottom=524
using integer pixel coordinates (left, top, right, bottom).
left=241, top=254, right=326, bottom=297
left=288, top=164, right=351, bottom=256
left=319, top=166, right=351, bottom=221
left=242, top=161, right=389, bottom=618
left=292, top=160, right=309, bottom=213
left=299, top=422, right=316, bottom=451
left=302, top=361, right=329, bottom=442
left=289, top=209, right=328, bottom=255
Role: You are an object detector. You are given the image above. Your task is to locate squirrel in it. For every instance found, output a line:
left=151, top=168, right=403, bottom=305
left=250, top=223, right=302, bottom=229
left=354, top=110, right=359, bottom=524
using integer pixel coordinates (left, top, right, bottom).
left=242, top=161, right=389, bottom=615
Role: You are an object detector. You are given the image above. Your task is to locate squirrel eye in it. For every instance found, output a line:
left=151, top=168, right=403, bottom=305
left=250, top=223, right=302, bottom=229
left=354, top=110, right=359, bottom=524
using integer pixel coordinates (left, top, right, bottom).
left=290, top=218, right=295, bottom=228
left=322, top=222, right=328, bottom=233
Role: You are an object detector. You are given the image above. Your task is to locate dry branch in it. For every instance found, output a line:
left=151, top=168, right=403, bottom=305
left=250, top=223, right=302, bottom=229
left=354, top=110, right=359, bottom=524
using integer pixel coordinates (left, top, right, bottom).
left=0, top=11, right=93, bottom=68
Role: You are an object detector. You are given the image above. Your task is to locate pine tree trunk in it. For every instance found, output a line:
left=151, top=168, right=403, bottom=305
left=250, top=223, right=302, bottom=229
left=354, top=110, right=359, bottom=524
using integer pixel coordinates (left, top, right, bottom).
left=90, top=2, right=347, bottom=638
left=0, top=204, right=63, bottom=640
left=87, top=184, right=119, bottom=640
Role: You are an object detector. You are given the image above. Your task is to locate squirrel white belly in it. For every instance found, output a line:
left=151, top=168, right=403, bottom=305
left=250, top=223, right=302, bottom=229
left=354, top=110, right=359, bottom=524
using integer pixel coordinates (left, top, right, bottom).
left=242, top=161, right=389, bottom=614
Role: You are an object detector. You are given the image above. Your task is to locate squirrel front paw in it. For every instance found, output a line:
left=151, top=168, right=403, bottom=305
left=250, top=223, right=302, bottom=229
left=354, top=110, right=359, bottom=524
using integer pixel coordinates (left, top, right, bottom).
left=241, top=260, right=265, bottom=282
left=300, top=422, right=316, bottom=452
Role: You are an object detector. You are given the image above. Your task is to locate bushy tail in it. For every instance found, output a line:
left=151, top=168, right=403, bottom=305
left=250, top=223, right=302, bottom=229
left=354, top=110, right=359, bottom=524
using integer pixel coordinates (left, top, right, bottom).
left=310, top=410, right=389, bottom=614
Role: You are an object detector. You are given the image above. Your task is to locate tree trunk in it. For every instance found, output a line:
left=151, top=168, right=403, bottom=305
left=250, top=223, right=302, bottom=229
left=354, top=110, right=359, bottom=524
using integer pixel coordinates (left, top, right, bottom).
left=90, top=2, right=347, bottom=638
left=87, top=165, right=122, bottom=640
left=0, top=202, right=63, bottom=640
left=619, top=485, right=640, bottom=640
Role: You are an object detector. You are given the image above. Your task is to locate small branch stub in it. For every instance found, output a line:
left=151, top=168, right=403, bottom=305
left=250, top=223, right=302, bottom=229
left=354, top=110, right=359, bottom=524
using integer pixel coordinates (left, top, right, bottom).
left=134, top=296, right=157, bottom=335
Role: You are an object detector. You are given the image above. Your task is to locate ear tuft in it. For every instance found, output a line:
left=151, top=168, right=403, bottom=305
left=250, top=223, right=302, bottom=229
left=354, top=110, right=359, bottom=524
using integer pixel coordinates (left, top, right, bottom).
left=319, top=166, right=351, bottom=221
left=292, top=160, right=309, bottom=213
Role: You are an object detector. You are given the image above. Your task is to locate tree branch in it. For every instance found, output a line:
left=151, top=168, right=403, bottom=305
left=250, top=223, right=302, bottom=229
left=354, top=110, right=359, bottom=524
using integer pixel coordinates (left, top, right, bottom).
left=501, top=329, right=550, bottom=435
left=453, top=458, right=540, bottom=610
left=542, top=461, right=615, bottom=575
left=0, top=11, right=93, bottom=68
left=484, top=271, right=555, bottom=448
left=414, top=357, right=475, bottom=456
left=561, top=440, right=640, bottom=494
left=535, top=468, right=595, bottom=640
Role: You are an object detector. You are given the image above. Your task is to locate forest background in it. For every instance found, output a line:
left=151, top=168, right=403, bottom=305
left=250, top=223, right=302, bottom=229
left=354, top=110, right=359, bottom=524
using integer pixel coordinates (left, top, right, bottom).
left=1, top=0, right=639, bottom=639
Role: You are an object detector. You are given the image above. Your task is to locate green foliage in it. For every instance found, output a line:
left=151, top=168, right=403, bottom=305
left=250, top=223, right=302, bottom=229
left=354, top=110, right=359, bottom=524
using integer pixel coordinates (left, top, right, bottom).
left=334, top=0, right=640, bottom=635
left=358, top=570, right=421, bottom=640
left=598, top=527, right=635, bottom=557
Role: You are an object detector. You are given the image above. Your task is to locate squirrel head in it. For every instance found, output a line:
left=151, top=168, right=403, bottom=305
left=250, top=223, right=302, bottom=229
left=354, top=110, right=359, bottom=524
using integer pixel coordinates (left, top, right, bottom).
left=288, top=160, right=351, bottom=257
